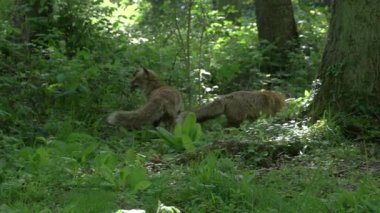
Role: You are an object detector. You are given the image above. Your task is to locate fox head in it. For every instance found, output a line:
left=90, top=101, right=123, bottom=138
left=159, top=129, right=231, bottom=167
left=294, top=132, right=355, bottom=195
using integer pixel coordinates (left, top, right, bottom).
left=130, top=67, right=148, bottom=90
left=130, top=67, right=164, bottom=94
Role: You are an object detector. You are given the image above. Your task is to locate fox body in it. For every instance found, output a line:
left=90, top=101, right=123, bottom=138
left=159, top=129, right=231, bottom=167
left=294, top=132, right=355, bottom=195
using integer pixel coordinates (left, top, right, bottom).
left=107, top=68, right=182, bottom=129
left=181, top=90, right=286, bottom=127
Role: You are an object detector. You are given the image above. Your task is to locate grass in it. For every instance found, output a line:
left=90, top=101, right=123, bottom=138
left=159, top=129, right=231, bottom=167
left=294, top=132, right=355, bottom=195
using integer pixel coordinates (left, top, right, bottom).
left=0, top=116, right=379, bottom=212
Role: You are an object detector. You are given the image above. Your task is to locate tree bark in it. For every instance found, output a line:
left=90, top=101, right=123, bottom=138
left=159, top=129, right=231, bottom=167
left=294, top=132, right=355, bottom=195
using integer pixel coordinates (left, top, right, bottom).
left=309, top=0, right=380, bottom=121
left=255, top=0, right=298, bottom=73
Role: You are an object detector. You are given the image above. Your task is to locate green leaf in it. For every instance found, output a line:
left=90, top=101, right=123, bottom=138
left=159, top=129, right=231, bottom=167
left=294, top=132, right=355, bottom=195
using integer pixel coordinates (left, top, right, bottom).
left=127, top=167, right=150, bottom=191
left=95, top=152, right=117, bottom=171
left=19, top=147, right=33, bottom=160
left=81, top=142, right=98, bottom=163
left=304, top=90, right=310, bottom=97
left=155, top=127, right=181, bottom=149
left=133, top=180, right=152, bottom=192
left=0, top=109, right=10, bottom=119
left=173, top=124, right=183, bottom=138
left=182, top=135, right=195, bottom=153
left=99, top=165, right=115, bottom=185
left=119, top=167, right=130, bottom=187
left=33, top=147, right=50, bottom=167
left=193, top=124, right=202, bottom=141
left=125, top=149, right=137, bottom=164
left=182, top=112, right=197, bottom=135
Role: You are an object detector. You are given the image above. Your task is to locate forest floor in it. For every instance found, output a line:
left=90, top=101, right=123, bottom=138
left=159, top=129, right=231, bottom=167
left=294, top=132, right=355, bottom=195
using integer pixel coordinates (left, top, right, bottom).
left=1, top=117, right=379, bottom=212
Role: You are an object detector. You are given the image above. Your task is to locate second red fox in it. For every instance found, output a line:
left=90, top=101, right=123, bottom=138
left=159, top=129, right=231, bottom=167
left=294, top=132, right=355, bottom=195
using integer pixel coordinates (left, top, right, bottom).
left=107, top=67, right=182, bottom=129
left=178, top=90, right=286, bottom=127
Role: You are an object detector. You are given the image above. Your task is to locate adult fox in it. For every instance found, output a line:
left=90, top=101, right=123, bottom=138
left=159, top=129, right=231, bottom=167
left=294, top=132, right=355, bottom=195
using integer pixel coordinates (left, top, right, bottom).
left=107, top=67, right=182, bottom=129
left=179, top=90, right=286, bottom=127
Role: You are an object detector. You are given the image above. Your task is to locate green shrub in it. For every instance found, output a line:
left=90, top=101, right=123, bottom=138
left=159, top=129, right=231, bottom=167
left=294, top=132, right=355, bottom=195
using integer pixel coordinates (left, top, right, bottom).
left=154, top=113, right=202, bottom=153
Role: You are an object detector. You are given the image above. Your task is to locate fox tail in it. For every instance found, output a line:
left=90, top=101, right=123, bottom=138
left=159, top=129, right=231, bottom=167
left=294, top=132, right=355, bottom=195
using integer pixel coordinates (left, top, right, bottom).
left=107, top=101, right=165, bottom=129
left=194, top=99, right=225, bottom=122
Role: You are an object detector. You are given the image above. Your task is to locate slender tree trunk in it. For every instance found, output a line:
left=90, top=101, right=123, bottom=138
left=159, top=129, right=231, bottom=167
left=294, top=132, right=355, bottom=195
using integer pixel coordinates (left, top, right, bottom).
left=255, top=0, right=298, bottom=73
left=13, top=0, right=53, bottom=43
left=185, top=0, right=194, bottom=108
left=309, top=0, right=380, bottom=122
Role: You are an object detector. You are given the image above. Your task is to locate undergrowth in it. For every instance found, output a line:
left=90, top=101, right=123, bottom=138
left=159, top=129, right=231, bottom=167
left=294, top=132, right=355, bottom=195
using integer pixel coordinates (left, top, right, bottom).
left=1, top=99, right=379, bottom=212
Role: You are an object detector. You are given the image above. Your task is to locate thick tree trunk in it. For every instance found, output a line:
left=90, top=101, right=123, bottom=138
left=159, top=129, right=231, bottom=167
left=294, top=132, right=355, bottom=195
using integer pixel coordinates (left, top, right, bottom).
left=255, top=0, right=298, bottom=73
left=309, top=0, right=380, bottom=121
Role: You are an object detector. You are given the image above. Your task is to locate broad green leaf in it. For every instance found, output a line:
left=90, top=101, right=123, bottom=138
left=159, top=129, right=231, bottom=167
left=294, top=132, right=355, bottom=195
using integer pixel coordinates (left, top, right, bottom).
left=133, top=180, right=151, bottom=192
left=193, top=124, right=202, bottom=141
left=156, top=127, right=181, bottom=148
left=119, top=167, right=130, bottom=187
left=182, top=112, right=197, bottom=135
left=127, top=167, right=148, bottom=189
left=182, top=135, right=195, bottom=153
left=174, top=124, right=183, bottom=138
left=95, top=152, right=117, bottom=171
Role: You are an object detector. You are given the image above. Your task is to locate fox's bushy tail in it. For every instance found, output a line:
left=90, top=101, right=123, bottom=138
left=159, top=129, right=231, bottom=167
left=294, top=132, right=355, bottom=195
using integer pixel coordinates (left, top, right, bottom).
left=195, top=99, right=225, bottom=122
left=107, top=101, right=165, bottom=129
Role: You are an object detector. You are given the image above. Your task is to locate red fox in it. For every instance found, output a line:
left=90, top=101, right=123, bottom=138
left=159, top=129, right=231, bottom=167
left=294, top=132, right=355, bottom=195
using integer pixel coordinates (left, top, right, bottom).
left=179, top=90, right=286, bottom=127
left=107, top=67, right=182, bottom=129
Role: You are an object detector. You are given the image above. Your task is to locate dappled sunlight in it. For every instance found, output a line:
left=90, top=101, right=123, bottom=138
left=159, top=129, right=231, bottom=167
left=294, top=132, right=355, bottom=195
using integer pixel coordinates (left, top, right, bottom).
left=100, top=0, right=139, bottom=28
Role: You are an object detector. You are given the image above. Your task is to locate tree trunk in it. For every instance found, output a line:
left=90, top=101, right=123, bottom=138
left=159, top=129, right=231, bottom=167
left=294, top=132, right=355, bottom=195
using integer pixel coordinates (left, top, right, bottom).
left=309, top=0, right=380, bottom=123
left=13, top=0, right=53, bottom=43
left=255, top=0, right=298, bottom=73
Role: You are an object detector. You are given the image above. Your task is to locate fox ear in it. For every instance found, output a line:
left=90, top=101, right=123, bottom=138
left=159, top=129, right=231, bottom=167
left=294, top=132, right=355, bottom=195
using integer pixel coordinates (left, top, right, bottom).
left=142, top=67, right=150, bottom=75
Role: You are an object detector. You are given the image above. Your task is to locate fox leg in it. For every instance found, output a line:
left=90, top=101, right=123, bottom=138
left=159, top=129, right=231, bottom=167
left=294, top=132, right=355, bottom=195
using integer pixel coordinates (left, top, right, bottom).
left=225, top=119, right=243, bottom=128
left=159, top=113, right=175, bottom=130
left=149, top=113, right=175, bottom=129
left=153, top=120, right=161, bottom=127
left=225, top=113, right=245, bottom=128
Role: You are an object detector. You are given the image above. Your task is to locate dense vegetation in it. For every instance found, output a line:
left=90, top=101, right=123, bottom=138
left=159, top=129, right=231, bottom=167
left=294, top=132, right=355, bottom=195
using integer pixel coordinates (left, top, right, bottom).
left=0, top=0, right=379, bottom=212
